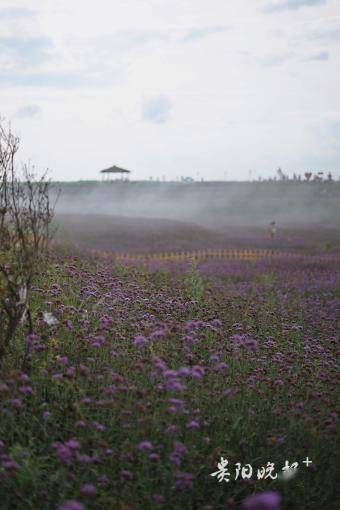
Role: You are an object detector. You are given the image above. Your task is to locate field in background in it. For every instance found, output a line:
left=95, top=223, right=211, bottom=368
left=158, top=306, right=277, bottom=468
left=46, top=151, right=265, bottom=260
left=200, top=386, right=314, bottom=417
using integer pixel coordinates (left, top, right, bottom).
left=53, top=180, right=340, bottom=256
left=54, top=213, right=340, bottom=255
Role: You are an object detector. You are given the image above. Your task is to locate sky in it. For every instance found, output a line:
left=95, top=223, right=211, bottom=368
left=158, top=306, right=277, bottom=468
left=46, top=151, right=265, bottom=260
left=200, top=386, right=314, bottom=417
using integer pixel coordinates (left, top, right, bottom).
left=1, top=0, right=340, bottom=181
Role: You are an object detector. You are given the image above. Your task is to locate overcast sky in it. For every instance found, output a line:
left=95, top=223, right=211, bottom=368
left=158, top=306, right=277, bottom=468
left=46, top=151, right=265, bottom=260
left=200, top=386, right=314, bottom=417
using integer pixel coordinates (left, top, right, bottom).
left=1, top=0, right=340, bottom=181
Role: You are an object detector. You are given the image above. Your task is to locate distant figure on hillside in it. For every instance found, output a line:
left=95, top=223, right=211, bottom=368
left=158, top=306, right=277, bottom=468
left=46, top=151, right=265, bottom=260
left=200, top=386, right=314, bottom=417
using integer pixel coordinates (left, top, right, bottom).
left=268, top=221, right=277, bottom=240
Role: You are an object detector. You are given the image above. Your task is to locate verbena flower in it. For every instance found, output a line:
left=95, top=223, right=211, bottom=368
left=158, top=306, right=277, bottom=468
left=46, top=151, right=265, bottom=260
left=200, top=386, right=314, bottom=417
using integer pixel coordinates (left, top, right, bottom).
left=242, top=491, right=281, bottom=510
left=80, top=483, right=97, bottom=498
left=138, top=441, right=153, bottom=451
left=134, top=335, right=148, bottom=346
left=175, top=472, right=194, bottom=490
left=59, top=501, right=85, bottom=510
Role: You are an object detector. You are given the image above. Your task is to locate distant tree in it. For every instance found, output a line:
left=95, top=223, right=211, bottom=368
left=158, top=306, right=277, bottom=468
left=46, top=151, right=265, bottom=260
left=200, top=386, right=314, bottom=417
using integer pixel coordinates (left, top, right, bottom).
left=0, top=118, right=55, bottom=363
left=277, top=167, right=289, bottom=181
left=277, top=167, right=284, bottom=180
left=304, top=172, right=312, bottom=181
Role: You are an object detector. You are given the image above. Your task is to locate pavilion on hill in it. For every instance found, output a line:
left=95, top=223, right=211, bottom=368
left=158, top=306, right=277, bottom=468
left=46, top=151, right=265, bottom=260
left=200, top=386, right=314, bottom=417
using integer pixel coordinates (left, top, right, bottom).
left=100, top=165, right=131, bottom=181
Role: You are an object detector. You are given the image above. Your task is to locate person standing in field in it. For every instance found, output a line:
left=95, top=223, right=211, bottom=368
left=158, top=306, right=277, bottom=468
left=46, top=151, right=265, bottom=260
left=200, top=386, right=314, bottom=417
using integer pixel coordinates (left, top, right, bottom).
left=268, top=221, right=277, bottom=240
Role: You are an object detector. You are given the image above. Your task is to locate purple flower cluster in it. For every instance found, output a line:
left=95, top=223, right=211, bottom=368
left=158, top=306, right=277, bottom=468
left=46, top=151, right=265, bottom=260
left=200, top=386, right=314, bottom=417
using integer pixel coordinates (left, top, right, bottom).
left=0, top=245, right=338, bottom=509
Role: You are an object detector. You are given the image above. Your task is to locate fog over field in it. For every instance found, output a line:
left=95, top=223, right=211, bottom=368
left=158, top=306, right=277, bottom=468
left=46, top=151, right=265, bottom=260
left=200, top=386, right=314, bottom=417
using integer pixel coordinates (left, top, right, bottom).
left=53, top=181, right=340, bottom=228
left=52, top=181, right=340, bottom=253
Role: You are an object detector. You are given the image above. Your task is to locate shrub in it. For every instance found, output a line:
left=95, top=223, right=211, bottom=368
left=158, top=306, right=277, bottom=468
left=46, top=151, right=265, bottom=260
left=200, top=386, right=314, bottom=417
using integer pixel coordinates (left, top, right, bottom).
left=183, top=259, right=205, bottom=302
left=0, top=118, right=55, bottom=362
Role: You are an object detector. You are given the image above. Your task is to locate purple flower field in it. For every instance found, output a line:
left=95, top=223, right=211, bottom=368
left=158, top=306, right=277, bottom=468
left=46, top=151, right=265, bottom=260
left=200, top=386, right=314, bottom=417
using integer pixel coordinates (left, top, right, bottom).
left=0, top=246, right=339, bottom=509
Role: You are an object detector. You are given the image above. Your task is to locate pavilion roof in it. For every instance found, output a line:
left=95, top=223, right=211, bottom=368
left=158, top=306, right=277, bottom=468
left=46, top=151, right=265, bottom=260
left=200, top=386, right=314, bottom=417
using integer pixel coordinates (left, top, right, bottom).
left=100, top=165, right=131, bottom=174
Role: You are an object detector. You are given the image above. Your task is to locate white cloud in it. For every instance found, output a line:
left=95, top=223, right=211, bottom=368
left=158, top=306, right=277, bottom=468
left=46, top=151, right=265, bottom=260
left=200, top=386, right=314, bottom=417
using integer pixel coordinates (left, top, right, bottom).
left=180, top=26, right=230, bottom=44
left=0, top=7, right=35, bottom=19
left=302, top=50, right=329, bottom=61
left=142, top=95, right=172, bottom=124
left=306, top=26, right=340, bottom=41
left=16, top=104, right=41, bottom=118
left=264, top=0, right=326, bottom=13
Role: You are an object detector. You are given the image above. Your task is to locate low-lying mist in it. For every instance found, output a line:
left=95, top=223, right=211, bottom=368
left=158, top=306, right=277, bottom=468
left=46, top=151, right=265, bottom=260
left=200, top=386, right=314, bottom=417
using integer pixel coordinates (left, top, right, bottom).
left=51, top=181, right=340, bottom=253
left=52, top=180, right=340, bottom=228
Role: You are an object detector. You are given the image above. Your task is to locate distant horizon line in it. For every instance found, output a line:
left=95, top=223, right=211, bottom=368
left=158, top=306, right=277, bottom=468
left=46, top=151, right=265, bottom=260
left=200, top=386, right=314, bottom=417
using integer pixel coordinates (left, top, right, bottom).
left=50, top=178, right=340, bottom=184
